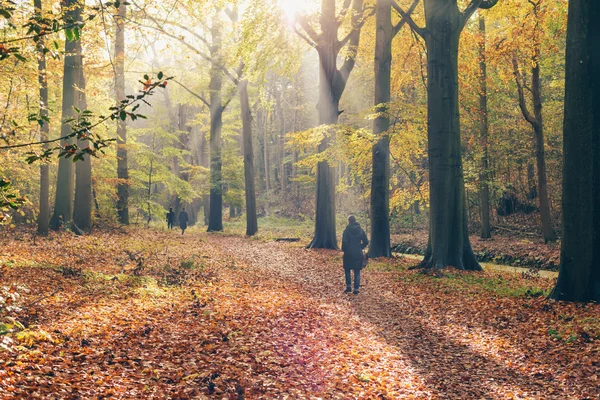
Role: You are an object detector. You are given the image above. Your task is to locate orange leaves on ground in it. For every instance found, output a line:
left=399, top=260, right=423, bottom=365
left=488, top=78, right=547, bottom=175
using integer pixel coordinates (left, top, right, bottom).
left=0, top=229, right=598, bottom=399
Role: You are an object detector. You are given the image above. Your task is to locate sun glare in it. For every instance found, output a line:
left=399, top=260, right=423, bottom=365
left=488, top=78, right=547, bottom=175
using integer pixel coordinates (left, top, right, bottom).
left=277, top=0, right=318, bottom=21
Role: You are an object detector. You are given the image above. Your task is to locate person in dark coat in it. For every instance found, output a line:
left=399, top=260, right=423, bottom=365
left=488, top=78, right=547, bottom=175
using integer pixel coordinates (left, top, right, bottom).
left=179, top=208, right=189, bottom=235
left=166, top=208, right=175, bottom=230
left=342, top=215, right=369, bottom=294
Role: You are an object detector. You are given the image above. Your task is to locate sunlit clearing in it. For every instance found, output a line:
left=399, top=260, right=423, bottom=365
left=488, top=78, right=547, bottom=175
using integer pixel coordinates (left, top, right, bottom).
left=277, top=0, right=319, bottom=21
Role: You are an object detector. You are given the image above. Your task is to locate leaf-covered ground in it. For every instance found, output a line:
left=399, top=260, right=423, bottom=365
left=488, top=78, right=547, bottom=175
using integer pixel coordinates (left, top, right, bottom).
left=391, top=230, right=561, bottom=271
left=0, top=228, right=598, bottom=399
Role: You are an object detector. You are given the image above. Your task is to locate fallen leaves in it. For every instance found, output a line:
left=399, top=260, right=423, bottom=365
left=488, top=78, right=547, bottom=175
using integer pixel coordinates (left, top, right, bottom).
left=0, top=228, right=598, bottom=399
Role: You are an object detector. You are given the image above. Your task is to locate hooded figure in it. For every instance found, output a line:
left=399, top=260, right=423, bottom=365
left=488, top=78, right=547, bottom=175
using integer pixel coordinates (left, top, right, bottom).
left=342, top=215, right=369, bottom=294
left=179, top=208, right=189, bottom=235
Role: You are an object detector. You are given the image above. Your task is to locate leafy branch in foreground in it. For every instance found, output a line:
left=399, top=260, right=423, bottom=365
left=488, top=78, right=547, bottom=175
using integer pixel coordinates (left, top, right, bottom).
left=0, top=0, right=129, bottom=62
left=0, top=73, right=172, bottom=163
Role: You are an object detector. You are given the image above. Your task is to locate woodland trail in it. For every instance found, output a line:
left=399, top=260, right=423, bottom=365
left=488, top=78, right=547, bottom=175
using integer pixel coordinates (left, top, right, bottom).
left=208, top=235, right=598, bottom=400
left=0, top=230, right=598, bottom=399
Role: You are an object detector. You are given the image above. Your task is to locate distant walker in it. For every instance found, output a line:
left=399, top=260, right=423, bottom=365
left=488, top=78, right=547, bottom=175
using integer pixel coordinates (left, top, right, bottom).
left=179, top=208, right=189, bottom=235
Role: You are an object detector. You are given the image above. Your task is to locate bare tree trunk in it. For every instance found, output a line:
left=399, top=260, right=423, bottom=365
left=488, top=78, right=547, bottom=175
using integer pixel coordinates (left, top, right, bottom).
left=240, top=80, right=258, bottom=236
left=369, top=0, right=393, bottom=258
left=35, top=0, right=49, bottom=235
left=49, top=0, right=81, bottom=230
left=207, top=15, right=224, bottom=232
left=551, top=0, right=600, bottom=302
left=307, top=0, right=364, bottom=249
left=115, top=2, right=129, bottom=224
left=478, top=16, right=491, bottom=239
left=418, top=0, right=494, bottom=270
left=73, top=52, right=92, bottom=232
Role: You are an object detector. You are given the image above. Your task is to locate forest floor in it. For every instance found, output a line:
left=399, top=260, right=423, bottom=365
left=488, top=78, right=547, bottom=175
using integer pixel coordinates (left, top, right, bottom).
left=1, top=228, right=599, bottom=399
left=391, top=230, right=561, bottom=271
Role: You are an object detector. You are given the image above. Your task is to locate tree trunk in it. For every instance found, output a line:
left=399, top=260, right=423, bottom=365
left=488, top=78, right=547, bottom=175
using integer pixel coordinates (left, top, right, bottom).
left=263, top=103, right=271, bottom=193
left=240, top=80, right=258, bottom=236
left=72, top=53, right=92, bottom=232
left=420, top=0, right=481, bottom=270
left=478, top=16, right=491, bottom=239
left=115, top=2, right=129, bottom=225
left=309, top=43, right=339, bottom=249
left=49, top=0, right=81, bottom=230
left=551, top=0, right=600, bottom=302
left=35, top=0, right=49, bottom=235
left=207, top=16, right=224, bottom=232
left=369, top=0, right=393, bottom=258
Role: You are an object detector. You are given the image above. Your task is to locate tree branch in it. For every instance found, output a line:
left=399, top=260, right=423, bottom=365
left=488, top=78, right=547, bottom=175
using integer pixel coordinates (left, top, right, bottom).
left=392, top=0, right=420, bottom=38
left=337, top=4, right=376, bottom=51
left=391, top=0, right=426, bottom=39
left=296, top=14, right=321, bottom=46
left=461, top=0, right=499, bottom=30
left=512, top=55, right=537, bottom=128
left=293, top=26, right=317, bottom=48
left=171, top=79, right=210, bottom=108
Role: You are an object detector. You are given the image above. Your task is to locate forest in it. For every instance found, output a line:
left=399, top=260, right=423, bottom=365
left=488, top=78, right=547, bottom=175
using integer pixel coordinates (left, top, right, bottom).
left=0, top=0, right=599, bottom=398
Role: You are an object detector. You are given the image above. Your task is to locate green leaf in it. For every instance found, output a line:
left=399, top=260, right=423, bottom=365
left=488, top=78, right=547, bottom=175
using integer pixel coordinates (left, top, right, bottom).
left=158, top=71, right=163, bottom=80
left=65, top=28, right=74, bottom=41
left=119, top=111, right=127, bottom=121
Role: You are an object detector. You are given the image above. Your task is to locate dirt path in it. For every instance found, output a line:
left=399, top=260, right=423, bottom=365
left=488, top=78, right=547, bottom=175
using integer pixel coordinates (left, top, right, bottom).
left=207, top=235, right=599, bottom=400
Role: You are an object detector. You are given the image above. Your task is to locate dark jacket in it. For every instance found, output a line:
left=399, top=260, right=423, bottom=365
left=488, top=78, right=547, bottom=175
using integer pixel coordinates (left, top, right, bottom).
left=342, top=222, right=369, bottom=270
left=166, top=210, right=175, bottom=223
left=179, top=211, right=189, bottom=229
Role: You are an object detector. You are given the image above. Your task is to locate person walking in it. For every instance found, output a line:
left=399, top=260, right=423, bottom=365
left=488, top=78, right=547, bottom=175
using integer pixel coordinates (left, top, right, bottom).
left=166, top=207, right=175, bottom=230
left=342, top=215, right=369, bottom=294
left=179, top=207, right=189, bottom=235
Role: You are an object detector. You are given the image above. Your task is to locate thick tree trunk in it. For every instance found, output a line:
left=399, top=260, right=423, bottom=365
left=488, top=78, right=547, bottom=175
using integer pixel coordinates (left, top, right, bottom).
left=551, top=0, right=600, bottom=302
left=73, top=55, right=92, bottom=232
left=240, top=80, right=258, bottom=236
left=478, top=16, right=491, bottom=239
left=115, top=2, right=129, bottom=224
left=309, top=45, right=339, bottom=249
left=35, top=0, right=49, bottom=235
left=369, top=0, right=393, bottom=258
left=49, top=0, right=81, bottom=230
left=421, top=1, right=481, bottom=270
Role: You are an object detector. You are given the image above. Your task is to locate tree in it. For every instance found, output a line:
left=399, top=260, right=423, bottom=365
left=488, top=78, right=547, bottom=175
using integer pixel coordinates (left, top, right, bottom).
left=550, top=0, right=599, bottom=302
left=34, top=0, right=49, bottom=235
left=49, top=0, right=83, bottom=230
left=511, top=0, right=554, bottom=243
left=72, top=44, right=92, bottom=232
left=295, top=0, right=371, bottom=249
left=240, top=79, right=258, bottom=236
left=478, top=16, right=491, bottom=239
left=369, top=0, right=419, bottom=258
left=115, top=1, right=129, bottom=225
left=396, top=0, right=498, bottom=270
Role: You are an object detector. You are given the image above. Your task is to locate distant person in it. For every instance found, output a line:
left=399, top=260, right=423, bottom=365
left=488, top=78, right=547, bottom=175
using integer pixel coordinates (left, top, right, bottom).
left=179, top=208, right=189, bottom=235
left=166, top=208, right=175, bottom=230
left=342, top=215, right=369, bottom=295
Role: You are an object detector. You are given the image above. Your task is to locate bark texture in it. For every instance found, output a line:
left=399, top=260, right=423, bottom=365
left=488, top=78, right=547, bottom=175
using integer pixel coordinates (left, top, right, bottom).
left=551, top=0, right=600, bottom=302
